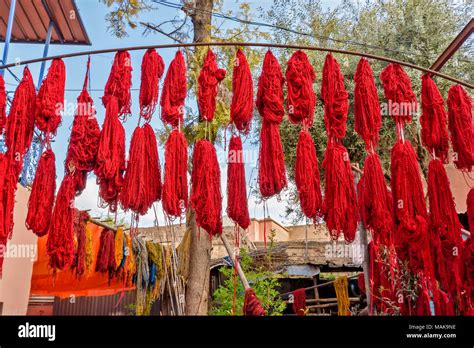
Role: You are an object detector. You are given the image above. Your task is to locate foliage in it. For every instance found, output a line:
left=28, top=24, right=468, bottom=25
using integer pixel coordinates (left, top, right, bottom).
left=210, top=248, right=286, bottom=316
left=100, top=0, right=152, bottom=38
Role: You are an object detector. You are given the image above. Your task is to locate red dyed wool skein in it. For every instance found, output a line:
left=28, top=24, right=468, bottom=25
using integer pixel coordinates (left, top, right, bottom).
left=198, top=49, right=226, bottom=122
left=47, top=175, right=76, bottom=271
left=322, top=143, right=358, bottom=242
left=292, top=288, right=307, bottom=316
left=190, top=139, right=222, bottom=236
left=230, top=49, right=253, bottom=134
left=140, top=48, right=165, bottom=121
left=0, top=153, right=21, bottom=240
left=25, top=149, right=56, bottom=237
left=285, top=50, right=316, bottom=127
left=227, top=135, right=250, bottom=229
left=447, top=84, right=474, bottom=172
left=121, top=123, right=162, bottom=215
left=0, top=75, right=6, bottom=134
left=160, top=51, right=187, bottom=128
left=420, top=74, right=449, bottom=163
left=354, top=58, right=381, bottom=149
left=295, top=129, right=322, bottom=221
left=257, top=51, right=287, bottom=198
left=243, top=288, right=266, bottom=316
left=65, top=61, right=101, bottom=195
left=102, top=50, right=132, bottom=118
left=468, top=188, right=474, bottom=233
left=96, top=228, right=116, bottom=274
left=35, top=58, right=66, bottom=135
left=72, top=210, right=90, bottom=278
left=162, top=129, right=188, bottom=217
left=95, top=96, right=126, bottom=212
left=380, top=63, right=417, bottom=125
left=321, top=54, right=348, bottom=140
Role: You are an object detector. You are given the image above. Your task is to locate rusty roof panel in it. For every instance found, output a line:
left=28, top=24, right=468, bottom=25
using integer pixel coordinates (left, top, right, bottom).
left=0, top=0, right=91, bottom=45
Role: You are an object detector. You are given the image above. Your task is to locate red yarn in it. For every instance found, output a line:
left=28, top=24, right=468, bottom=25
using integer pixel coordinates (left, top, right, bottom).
left=47, top=175, right=76, bottom=271
left=468, top=188, right=474, bottom=233
left=358, top=152, right=393, bottom=245
left=162, top=129, right=188, bottom=217
left=95, top=228, right=116, bottom=275
left=295, top=129, right=322, bottom=221
left=357, top=273, right=366, bottom=294
left=160, top=51, right=187, bottom=128
left=191, top=139, right=222, bottom=236
left=198, top=49, right=226, bottom=122
left=321, top=54, right=348, bottom=140
left=0, top=153, right=21, bottom=240
left=0, top=74, right=6, bottom=134
left=257, top=51, right=287, bottom=198
left=72, top=210, right=89, bottom=277
left=447, top=84, right=474, bottom=172
left=420, top=74, right=449, bottom=163
left=35, top=58, right=66, bottom=135
left=95, top=96, right=126, bottom=212
left=415, top=280, right=432, bottom=316
left=25, top=149, right=56, bottom=236
left=292, top=288, right=306, bottom=316
left=230, top=49, right=253, bottom=134
left=285, top=50, right=316, bottom=127
left=380, top=63, right=417, bottom=125
left=427, top=159, right=463, bottom=297
left=434, top=289, right=455, bottom=316
left=354, top=58, right=381, bottom=149
left=227, top=135, right=250, bottom=229
left=102, top=50, right=132, bottom=118
left=140, top=48, right=165, bottom=121
left=243, top=288, right=266, bottom=316
left=121, top=123, right=161, bottom=215
left=391, top=140, right=433, bottom=277
left=5, top=67, right=36, bottom=158
left=322, top=143, right=358, bottom=242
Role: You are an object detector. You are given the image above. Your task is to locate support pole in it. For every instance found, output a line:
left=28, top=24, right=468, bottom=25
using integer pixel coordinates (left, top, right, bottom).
left=1, top=0, right=17, bottom=76
left=359, top=223, right=372, bottom=314
left=220, top=233, right=250, bottom=290
left=37, top=21, right=54, bottom=88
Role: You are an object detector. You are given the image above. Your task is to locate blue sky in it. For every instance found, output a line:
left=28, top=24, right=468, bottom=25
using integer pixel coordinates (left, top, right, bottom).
left=2, top=0, right=340, bottom=227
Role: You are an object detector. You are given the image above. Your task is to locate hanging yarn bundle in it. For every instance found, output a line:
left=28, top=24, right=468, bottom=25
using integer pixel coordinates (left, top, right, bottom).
left=292, top=288, right=307, bottom=316
left=95, top=228, right=116, bottom=275
left=427, top=159, right=463, bottom=297
left=5, top=67, right=36, bottom=159
left=0, top=154, right=20, bottom=242
left=468, top=188, right=474, bottom=233
left=190, top=139, right=222, bottom=236
left=357, top=152, right=393, bottom=245
left=227, top=135, right=250, bottom=229
left=295, top=129, right=322, bottom=221
left=72, top=210, right=90, bottom=277
left=95, top=96, right=126, bottom=212
left=447, top=84, right=474, bottom=172
left=47, top=175, right=76, bottom=271
left=380, top=63, right=417, bottom=125
left=354, top=58, right=381, bottom=150
left=285, top=50, right=316, bottom=126
left=102, top=50, right=132, bottom=118
left=65, top=59, right=101, bottom=194
left=334, top=276, right=350, bottom=316
left=230, top=48, right=253, bottom=134
left=25, top=149, right=56, bottom=236
left=0, top=75, right=6, bottom=134
left=321, top=54, right=349, bottom=140
left=198, top=49, right=226, bottom=122
left=390, top=140, right=433, bottom=277
left=121, top=123, right=161, bottom=215
left=35, top=58, right=66, bottom=135
left=415, top=279, right=432, bottom=315
left=139, top=48, right=165, bottom=121
left=162, top=129, right=188, bottom=217
left=160, top=51, right=187, bottom=128
left=114, top=227, right=124, bottom=269
left=420, top=74, right=449, bottom=163
left=243, top=288, right=266, bottom=316
left=257, top=51, right=287, bottom=198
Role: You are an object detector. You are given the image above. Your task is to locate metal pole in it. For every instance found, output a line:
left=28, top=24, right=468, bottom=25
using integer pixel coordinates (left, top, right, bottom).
left=1, top=0, right=17, bottom=76
left=220, top=233, right=250, bottom=290
left=37, top=21, right=54, bottom=88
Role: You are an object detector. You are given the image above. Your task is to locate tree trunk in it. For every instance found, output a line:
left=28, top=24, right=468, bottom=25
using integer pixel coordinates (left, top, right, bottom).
left=184, top=0, right=214, bottom=316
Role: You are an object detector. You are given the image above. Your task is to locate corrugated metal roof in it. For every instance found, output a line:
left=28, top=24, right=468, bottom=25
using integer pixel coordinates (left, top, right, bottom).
left=0, top=0, right=91, bottom=45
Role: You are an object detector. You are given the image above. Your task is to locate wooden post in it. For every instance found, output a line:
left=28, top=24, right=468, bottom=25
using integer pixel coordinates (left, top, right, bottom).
left=220, top=233, right=250, bottom=290
left=360, top=223, right=371, bottom=314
